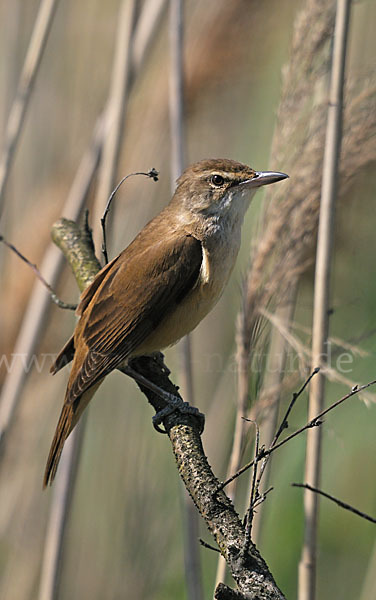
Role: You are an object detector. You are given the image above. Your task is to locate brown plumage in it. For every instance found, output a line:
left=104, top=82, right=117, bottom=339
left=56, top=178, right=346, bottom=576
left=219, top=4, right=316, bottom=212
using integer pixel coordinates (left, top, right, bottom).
left=44, top=159, right=288, bottom=486
left=44, top=229, right=202, bottom=487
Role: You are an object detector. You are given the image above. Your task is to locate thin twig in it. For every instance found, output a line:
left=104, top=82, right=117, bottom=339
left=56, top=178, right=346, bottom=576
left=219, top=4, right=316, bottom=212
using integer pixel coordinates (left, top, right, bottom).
left=216, top=379, right=376, bottom=493
left=273, top=368, right=320, bottom=446
left=101, top=169, right=158, bottom=263
left=0, top=0, right=59, bottom=217
left=242, top=420, right=260, bottom=557
left=299, top=2, right=352, bottom=598
left=293, top=483, right=376, bottom=524
left=242, top=369, right=320, bottom=551
left=199, top=539, right=220, bottom=553
left=249, top=370, right=320, bottom=511
left=0, top=235, right=76, bottom=310
left=251, top=296, right=297, bottom=547
left=220, top=369, right=319, bottom=495
left=92, top=0, right=138, bottom=253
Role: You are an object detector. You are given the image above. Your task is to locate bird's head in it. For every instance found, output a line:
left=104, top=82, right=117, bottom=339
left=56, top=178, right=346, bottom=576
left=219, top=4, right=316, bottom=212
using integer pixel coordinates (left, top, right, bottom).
left=171, top=158, right=288, bottom=221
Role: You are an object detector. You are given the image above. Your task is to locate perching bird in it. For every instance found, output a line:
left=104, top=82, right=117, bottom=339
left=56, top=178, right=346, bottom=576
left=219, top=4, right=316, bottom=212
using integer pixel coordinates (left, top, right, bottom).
left=44, top=158, right=288, bottom=486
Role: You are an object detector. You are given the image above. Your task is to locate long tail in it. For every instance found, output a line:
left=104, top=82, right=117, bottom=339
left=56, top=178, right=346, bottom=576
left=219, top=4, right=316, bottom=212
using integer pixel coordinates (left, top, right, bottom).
left=43, top=380, right=103, bottom=487
left=43, top=403, right=75, bottom=487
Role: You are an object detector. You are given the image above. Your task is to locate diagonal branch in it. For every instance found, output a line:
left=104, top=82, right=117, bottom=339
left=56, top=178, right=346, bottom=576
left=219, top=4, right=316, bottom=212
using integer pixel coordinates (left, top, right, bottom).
left=50, top=216, right=286, bottom=600
left=292, top=483, right=376, bottom=525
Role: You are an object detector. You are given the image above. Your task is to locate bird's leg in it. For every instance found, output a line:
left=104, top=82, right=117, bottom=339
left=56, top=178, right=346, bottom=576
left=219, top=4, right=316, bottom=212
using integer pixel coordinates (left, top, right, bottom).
left=121, top=363, right=205, bottom=434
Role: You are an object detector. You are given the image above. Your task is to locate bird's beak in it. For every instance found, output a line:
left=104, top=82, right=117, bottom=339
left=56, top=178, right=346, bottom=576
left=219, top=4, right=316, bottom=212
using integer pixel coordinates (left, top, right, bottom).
left=240, top=171, right=289, bottom=188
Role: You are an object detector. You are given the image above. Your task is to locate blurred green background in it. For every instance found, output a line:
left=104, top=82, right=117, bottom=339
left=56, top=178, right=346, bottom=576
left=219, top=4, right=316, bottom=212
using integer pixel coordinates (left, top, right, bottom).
left=0, top=1, right=375, bottom=599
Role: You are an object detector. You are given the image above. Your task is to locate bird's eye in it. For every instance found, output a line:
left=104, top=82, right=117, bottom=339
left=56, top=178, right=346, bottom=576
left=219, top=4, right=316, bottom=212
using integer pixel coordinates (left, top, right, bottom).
left=211, top=174, right=225, bottom=187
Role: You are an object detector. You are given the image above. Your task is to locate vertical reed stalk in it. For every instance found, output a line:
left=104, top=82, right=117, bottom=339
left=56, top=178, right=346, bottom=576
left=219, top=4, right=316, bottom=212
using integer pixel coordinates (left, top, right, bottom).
left=169, top=1, right=203, bottom=598
left=298, top=2, right=351, bottom=598
left=92, top=0, right=138, bottom=249
left=0, top=116, right=106, bottom=444
left=0, top=0, right=60, bottom=216
left=38, top=4, right=139, bottom=598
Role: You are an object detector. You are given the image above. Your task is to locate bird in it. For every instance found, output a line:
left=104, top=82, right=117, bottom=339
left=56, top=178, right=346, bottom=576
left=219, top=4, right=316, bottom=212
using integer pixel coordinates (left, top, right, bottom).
left=44, top=158, right=288, bottom=486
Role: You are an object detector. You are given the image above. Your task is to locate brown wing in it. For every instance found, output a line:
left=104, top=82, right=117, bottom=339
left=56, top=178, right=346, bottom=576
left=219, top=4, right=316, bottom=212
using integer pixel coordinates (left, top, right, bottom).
left=50, top=254, right=122, bottom=375
left=66, top=232, right=202, bottom=404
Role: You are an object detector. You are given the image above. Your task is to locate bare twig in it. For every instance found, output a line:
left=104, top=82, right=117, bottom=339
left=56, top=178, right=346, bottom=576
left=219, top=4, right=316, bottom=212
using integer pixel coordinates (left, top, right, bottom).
left=100, top=168, right=158, bottom=264
left=0, top=0, right=59, bottom=216
left=251, top=296, right=297, bottom=546
left=219, top=370, right=320, bottom=493
left=0, top=235, right=76, bottom=310
left=217, top=379, right=376, bottom=493
left=299, top=2, right=352, bottom=598
left=242, top=421, right=260, bottom=557
left=199, top=539, right=220, bottom=553
left=273, top=368, right=320, bottom=445
left=293, top=483, right=376, bottom=524
left=246, top=369, right=320, bottom=524
left=252, top=370, right=320, bottom=519
left=92, top=0, right=138, bottom=253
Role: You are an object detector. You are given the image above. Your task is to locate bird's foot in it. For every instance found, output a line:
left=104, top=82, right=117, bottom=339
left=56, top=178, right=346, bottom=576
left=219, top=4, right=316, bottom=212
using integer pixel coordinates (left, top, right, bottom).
left=121, top=362, right=205, bottom=434
left=152, top=394, right=205, bottom=434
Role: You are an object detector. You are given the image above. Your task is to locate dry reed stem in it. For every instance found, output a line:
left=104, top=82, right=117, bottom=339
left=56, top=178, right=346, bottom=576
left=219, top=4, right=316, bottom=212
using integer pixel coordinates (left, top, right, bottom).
left=92, top=0, right=138, bottom=251
left=299, top=2, right=351, bottom=597
left=238, top=0, right=376, bottom=441
left=0, top=117, right=106, bottom=443
left=244, top=2, right=376, bottom=338
left=168, top=1, right=203, bottom=598
left=0, top=0, right=169, bottom=443
left=232, top=0, right=336, bottom=556
left=359, top=539, right=376, bottom=600
left=0, top=0, right=59, bottom=216
left=38, top=413, right=88, bottom=600
left=233, top=0, right=375, bottom=568
left=38, top=5, right=162, bottom=599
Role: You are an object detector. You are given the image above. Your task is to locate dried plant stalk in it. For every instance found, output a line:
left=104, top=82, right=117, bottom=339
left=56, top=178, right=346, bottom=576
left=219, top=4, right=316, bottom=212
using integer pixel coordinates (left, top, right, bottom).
left=232, top=0, right=375, bottom=568
left=92, top=0, right=138, bottom=249
left=299, top=1, right=351, bottom=598
left=168, top=1, right=203, bottom=598
left=0, top=0, right=59, bottom=214
left=0, top=117, right=106, bottom=443
left=38, top=4, right=160, bottom=599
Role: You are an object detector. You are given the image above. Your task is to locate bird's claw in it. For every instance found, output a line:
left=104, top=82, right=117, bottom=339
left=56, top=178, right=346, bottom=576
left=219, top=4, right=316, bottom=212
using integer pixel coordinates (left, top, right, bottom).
left=152, top=394, right=205, bottom=434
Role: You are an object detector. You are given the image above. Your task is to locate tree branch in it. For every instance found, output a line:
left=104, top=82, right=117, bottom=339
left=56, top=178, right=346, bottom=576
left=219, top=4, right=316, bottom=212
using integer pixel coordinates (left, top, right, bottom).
left=50, top=216, right=286, bottom=599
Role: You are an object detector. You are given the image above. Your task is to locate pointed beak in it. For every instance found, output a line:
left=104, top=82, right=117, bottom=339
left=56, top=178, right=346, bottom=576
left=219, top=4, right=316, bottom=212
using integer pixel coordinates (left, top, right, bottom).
left=240, top=171, right=289, bottom=188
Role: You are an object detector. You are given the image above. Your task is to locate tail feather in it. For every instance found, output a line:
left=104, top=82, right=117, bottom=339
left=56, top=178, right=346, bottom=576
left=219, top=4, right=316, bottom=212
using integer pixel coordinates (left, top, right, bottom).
left=43, top=404, right=74, bottom=487
left=43, top=381, right=103, bottom=487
